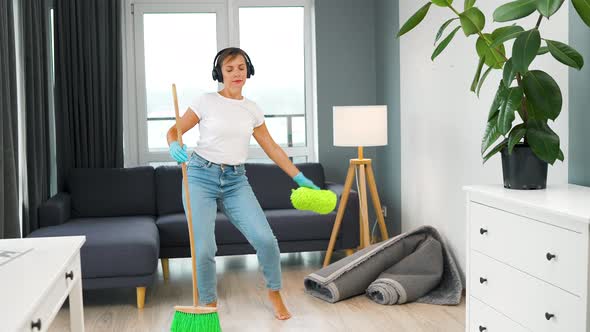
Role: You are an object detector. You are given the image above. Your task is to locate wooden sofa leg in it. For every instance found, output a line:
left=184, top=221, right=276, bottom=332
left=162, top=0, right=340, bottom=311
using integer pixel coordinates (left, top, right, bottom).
left=344, top=249, right=355, bottom=256
left=161, top=258, right=170, bottom=281
left=137, top=287, right=146, bottom=309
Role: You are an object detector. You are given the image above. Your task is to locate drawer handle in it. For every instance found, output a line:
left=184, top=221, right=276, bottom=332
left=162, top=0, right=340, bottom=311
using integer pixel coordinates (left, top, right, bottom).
left=546, top=253, right=556, bottom=261
left=545, top=312, right=555, bottom=320
left=31, top=318, right=42, bottom=330
left=479, top=228, right=488, bottom=235
left=479, top=326, right=487, bottom=332
left=479, top=277, right=487, bottom=284
left=65, top=270, right=74, bottom=280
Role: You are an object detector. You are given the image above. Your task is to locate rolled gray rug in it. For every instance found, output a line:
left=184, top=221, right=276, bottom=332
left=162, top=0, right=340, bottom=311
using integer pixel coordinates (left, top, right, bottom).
left=304, top=225, right=462, bottom=305
left=366, top=235, right=443, bottom=305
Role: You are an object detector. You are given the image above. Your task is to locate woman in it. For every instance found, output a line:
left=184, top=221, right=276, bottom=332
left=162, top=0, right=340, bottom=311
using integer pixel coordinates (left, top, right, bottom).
left=166, top=47, right=319, bottom=320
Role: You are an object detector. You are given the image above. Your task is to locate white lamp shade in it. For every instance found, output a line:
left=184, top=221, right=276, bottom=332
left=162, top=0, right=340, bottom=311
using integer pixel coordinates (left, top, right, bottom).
left=333, top=105, right=388, bottom=147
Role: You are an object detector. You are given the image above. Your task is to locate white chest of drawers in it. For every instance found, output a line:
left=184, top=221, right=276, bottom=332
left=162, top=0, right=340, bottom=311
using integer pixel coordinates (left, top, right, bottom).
left=464, top=184, right=590, bottom=332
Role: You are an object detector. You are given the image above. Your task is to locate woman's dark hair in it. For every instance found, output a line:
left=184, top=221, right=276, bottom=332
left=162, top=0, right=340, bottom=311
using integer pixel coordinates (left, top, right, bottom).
left=218, top=48, right=247, bottom=67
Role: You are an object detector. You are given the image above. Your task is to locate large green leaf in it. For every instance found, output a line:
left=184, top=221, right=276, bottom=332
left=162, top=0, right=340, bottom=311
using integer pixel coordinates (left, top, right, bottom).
left=512, top=29, right=540, bottom=73
left=497, top=86, right=524, bottom=134
left=398, top=3, right=432, bottom=37
left=477, top=66, right=494, bottom=97
left=494, top=0, right=537, bottom=22
left=460, top=7, right=486, bottom=36
left=490, top=25, right=525, bottom=47
left=432, top=26, right=462, bottom=60
left=538, top=46, right=549, bottom=54
left=503, top=59, right=516, bottom=85
left=525, top=98, right=546, bottom=120
left=465, top=0, right=477, bottom=10
left=522, top=70, right=562, bottom=120
left=482, top=113, right=503, bottom=154
left=483, top=139, right=508, bottom=163
left=536, top=0, right=565, bottom=17
left=557, top=148, right=564, bottom=161
left=471, top=57, right=486, bottom=92
left=572, top=0, right=590, bottom=27
left=508, top=124, right=527, bottom=153
left=476, top=34, right=507, bottom=69
left=546, top=39, right=584, bottom=70
left=526, top=119, right=560, bottom=164
left=432, top=0, right=453, bottom=6
left=488, top=81, right=509, bottom=120
left=435, top=18, right=459, bottom=44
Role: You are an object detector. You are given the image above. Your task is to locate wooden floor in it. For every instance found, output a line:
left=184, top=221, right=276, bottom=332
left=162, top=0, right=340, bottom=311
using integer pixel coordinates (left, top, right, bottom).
left=49, top=250, right=465, bottom=332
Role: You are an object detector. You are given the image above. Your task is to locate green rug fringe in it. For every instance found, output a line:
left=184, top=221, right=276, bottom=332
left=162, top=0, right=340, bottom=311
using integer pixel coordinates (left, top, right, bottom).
left=170, top=311, right=221, bottom=332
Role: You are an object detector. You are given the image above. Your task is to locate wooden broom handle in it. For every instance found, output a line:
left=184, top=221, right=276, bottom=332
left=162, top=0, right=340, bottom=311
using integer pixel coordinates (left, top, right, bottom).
left=172, top=84, right=199, bottom=306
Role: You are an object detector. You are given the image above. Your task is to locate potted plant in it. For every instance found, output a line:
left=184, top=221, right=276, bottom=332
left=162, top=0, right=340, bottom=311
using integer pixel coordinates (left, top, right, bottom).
left=398, top=0, right=590, bottom=189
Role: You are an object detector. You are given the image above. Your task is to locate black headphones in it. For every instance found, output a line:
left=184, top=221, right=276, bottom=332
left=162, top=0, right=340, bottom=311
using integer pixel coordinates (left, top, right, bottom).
left=211, top=47, right=255, bottom=83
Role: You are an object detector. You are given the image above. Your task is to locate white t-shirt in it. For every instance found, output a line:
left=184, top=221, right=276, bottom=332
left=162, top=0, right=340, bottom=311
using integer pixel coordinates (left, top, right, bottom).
left=188, top=92, right=265, bottom=165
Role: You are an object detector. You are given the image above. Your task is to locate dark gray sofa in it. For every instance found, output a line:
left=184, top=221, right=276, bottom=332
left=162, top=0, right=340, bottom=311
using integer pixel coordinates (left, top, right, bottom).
left=28, top=163, right=360, bottom=308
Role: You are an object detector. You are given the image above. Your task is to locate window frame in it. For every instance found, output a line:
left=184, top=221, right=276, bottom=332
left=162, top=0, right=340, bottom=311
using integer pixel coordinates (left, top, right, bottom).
left=122, top=0, right=317, bottom=166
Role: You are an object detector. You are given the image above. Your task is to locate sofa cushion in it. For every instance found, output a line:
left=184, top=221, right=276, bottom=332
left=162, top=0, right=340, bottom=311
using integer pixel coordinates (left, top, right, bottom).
left=154, top=163, right=326, bottom=214
left=245, top=163, right=325, bottom=209
left=155, top=166, right=184, bottom=216
left=157, top=209, right=339, bottom=247
left=27, top=216, right=159, bottom=279
left=157, top=212, right=238, bottom=246
left=67, top=167, right=156, bottom=218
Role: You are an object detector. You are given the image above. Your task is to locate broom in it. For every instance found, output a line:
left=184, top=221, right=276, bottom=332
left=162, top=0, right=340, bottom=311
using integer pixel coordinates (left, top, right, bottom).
left=170, top=84, right=222, bottom=332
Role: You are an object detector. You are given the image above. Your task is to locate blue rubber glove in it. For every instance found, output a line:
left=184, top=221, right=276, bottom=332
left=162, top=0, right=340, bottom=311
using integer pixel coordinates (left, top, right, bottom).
left=293, top=172, right=320, bottom=190
left=169, top=141, right=188, bottom=163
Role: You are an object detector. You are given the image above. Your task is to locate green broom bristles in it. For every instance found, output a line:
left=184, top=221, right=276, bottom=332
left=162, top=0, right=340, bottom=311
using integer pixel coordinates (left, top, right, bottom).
left=170, top=311, right=222, bottom=332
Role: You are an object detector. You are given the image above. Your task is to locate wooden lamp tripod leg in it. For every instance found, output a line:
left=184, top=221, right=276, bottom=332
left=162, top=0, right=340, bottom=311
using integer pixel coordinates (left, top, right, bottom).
left=366, top=163, right=389, bottom=241
left=323, top=163, right=356, bottom=267
left=357, top=163, right=371, bottom=248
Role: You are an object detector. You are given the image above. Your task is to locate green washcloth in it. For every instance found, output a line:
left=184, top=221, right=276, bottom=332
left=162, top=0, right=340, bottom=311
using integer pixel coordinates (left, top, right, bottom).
left=290, top=187, right=337, bottom=215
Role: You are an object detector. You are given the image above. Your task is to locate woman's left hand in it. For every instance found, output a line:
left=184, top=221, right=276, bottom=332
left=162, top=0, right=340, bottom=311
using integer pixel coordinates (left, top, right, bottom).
left=292, top=172, right=320, bottom=190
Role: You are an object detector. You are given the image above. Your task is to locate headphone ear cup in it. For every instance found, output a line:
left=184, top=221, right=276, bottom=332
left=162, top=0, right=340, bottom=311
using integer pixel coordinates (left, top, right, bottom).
left=213, top=67, right=223, bottom=83
left=248, top=64, right=255, bottom=77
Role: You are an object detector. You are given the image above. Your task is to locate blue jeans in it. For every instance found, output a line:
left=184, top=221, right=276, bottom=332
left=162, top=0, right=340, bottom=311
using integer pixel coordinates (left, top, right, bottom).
left=181, top=152, right=282, bottom=305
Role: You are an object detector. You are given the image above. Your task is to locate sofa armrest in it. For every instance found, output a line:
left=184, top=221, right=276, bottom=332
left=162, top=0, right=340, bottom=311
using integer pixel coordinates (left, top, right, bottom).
left=38, top=192, right=71, bottom=227
left=326, top=182, right=360, bottom=249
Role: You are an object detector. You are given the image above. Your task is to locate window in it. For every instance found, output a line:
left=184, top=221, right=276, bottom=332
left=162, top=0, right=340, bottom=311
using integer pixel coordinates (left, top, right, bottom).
left=124, top=0, right=316, bottom=166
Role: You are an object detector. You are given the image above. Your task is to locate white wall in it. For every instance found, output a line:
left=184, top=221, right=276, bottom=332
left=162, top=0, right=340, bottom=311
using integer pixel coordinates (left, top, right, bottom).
left=399, top=1, right=569, bottom=285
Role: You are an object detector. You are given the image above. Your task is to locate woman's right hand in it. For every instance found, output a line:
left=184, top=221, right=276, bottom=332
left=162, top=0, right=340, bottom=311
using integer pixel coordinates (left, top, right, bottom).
left=169, top=141, right=188, bottom=163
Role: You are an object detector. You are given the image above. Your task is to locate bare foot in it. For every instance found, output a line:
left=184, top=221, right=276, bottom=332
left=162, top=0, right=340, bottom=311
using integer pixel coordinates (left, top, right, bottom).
left=267, top=290, right=292, bottom=320
left=204, top=301, right=217, bottom=308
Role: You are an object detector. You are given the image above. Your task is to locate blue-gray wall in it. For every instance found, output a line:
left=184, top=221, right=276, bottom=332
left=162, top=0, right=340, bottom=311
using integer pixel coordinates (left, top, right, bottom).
left=315, top=0, right=400, bottom=235
left=374, top=0, right=401, bottom=235
left=315, top=0, right=377, bottom=184
left=569, top=10, right=590, bottom=187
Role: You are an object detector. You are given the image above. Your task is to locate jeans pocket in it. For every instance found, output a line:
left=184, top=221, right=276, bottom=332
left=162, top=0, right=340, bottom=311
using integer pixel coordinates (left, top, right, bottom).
left=188, top=156, right=207, bottom=169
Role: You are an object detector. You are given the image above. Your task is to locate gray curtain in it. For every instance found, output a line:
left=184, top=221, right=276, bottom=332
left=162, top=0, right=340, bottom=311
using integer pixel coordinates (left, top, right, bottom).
left=54, top=0, right=124, bottom=192
left=21, top=0, right=51, bottom=236
left=0, top=0, right=21, bottom=239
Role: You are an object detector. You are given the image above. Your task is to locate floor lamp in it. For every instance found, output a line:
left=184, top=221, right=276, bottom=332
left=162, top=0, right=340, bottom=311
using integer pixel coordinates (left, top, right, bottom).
left=323, top=105, right=390, bottom=267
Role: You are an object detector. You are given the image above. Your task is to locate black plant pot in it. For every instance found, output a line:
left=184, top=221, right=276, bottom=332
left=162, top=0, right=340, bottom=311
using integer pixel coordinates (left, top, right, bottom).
left=500, top=144, right=548, bottom=190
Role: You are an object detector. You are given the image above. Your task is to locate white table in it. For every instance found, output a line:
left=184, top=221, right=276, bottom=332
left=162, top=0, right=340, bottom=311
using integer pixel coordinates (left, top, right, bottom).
left=0, top=236, right=86, bottom=332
